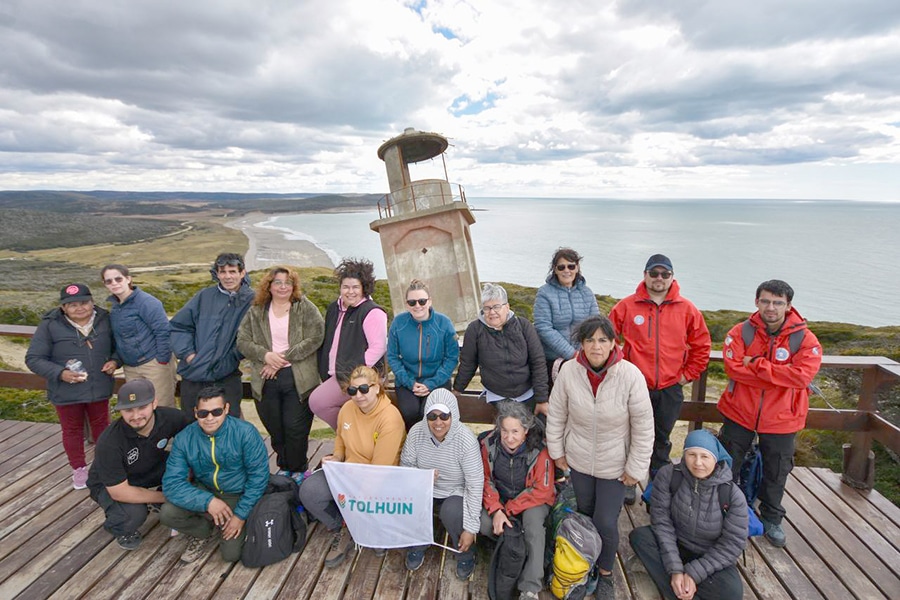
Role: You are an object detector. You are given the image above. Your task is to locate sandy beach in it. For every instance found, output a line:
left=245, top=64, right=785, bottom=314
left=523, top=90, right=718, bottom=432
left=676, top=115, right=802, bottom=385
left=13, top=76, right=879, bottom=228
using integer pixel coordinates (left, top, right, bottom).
left=227, top=213, right=335, bottom=272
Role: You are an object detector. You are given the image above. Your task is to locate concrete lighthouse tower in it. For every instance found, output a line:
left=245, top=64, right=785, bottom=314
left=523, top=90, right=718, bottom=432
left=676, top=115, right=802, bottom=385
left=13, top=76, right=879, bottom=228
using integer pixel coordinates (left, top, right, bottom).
left=369, top=128, right=481, bottom=331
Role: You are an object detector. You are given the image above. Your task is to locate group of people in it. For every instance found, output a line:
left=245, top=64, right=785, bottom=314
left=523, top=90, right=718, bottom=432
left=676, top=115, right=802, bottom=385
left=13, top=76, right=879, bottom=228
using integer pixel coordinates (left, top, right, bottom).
left=25, top=247, right=822, bottom=600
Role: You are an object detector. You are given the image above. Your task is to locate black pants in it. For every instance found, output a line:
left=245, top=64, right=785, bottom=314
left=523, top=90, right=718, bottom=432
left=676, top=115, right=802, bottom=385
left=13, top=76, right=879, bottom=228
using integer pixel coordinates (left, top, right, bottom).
left=649, top=383, right=684, bottom=475
left=569, top=469, right=624, bottom=572
left=629, top=526, right=743, bottom=600
left=257, top=368, right=314, bottom=472
left=92, top=487, right=149, bottom=537
left=396, top=382, right=451, bottom=431
left=180, top=370, right=243, bottom=418
left=718, top=417, right=796, bottom=525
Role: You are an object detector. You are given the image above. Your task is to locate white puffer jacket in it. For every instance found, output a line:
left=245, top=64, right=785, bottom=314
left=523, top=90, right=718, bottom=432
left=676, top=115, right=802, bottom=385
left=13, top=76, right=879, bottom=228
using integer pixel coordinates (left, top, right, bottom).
left=546, top=357, right=653, bottom=481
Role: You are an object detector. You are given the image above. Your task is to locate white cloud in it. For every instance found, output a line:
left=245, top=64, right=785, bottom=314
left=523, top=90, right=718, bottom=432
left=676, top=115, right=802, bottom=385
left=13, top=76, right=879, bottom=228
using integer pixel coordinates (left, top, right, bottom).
left=0, top=0, right=898, bottom=200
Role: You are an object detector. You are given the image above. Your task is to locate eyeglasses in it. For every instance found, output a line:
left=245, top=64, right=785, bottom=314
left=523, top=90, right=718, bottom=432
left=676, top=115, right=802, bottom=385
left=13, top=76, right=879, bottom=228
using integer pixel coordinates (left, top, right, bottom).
left=406, top=298, right=428, bottom=307
left=483, top=303, right=507, bottom=314
left=758, top=299, right=788, bottom=308
left=647, top=270, right=673, bottom=279
left=347, top=384, right=371, bottom=396
left=556, top=263, right=578, bottom=272
left=271, top=280, right=292, bottom=288
left=427, top=412, right=451, bottom=421
left=195, top=407, right=226, bottom=418
left=104, top=276, right=125, bottom=285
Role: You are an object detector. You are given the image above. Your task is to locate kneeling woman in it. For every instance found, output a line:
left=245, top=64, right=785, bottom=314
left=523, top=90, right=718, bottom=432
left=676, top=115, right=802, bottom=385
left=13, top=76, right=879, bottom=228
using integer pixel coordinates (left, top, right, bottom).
left=630, top=429, right=748, bottom=600
left=480, top=400, right=556, bottom=600
left=297, top=366, right=405, bottom=568
left=400, top=388, right=483, bottom=581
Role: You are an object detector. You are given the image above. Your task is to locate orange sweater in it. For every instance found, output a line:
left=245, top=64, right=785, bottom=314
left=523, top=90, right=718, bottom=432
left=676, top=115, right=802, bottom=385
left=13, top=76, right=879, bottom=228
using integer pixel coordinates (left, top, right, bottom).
left=333, top=394, right=405, bottom=466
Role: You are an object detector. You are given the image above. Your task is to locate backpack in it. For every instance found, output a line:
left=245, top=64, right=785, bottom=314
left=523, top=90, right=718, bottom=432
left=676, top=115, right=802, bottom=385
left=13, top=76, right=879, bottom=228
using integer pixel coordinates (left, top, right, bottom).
left=241, top=474, right=307, bottom=568
left=550, top=511, right=603, bottom=600
left=544, top=479, right=578, bottom=577
left=488, top=517, right=528, bottom=600
left=642, top=467, right=763, bottom=537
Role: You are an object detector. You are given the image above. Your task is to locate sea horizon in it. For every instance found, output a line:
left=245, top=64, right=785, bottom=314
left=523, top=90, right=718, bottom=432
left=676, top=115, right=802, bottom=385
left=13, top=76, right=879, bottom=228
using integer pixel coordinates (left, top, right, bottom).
left=256, top=197, right=899, bottom=328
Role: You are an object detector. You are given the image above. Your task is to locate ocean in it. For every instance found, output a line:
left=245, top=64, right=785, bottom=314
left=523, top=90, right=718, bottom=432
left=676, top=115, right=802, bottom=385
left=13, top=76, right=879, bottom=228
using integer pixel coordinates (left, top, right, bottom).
left=258, top=198, right=900, bottom=327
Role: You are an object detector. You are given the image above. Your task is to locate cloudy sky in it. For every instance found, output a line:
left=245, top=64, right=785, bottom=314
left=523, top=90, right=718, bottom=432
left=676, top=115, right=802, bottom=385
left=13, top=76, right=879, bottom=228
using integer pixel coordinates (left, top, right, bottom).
left=2, top=0, right=899, bottom=200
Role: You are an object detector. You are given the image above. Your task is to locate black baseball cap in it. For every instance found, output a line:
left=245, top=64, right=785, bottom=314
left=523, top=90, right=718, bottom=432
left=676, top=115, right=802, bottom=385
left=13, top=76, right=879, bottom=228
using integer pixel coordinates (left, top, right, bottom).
left=60, top=283, right=93, bottom=304
left=116, top=379, right=156, bottom=410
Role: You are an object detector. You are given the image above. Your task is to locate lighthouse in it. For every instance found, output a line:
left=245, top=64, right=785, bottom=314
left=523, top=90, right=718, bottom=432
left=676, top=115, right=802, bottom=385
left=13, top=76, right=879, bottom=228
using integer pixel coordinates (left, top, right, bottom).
left=369, top=128, right=481, bottom=331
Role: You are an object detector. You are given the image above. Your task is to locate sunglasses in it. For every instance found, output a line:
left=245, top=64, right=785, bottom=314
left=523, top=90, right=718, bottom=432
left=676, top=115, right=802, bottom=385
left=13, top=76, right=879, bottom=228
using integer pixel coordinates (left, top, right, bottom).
left=647, top=270, right=673, bottom=279
left=195, top=407, right=226, bottom=418
left=556, top=263, right=578, bottom=272
left=104, top=276, right=125, bottom=285
left=215, top=258, right=244, bottom=269
left=406, top=298, right=428, bottom=307
left=347, top=384, right=372, bottom=396
left=427, top=412, right=451, bottom=421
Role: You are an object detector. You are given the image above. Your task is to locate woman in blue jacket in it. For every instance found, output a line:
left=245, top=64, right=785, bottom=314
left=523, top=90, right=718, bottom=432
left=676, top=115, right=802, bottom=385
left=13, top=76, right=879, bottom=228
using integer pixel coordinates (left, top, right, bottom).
left=102, top=264, right=176, bottom=407
left=387, top=279, right=459, bottom=430
left=533, top=248, right=599, bottom=382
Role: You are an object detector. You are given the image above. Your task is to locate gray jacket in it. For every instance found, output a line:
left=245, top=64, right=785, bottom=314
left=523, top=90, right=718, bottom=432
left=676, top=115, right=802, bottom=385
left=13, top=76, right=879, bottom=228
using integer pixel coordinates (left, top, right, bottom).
left=650, top=460, right=748, bottom=584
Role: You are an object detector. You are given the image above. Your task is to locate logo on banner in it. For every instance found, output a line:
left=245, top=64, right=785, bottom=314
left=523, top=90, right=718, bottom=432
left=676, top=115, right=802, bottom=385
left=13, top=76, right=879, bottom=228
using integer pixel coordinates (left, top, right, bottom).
left=338, top=493, right=346, bottom=508
left=331, top=491, right=415, bottom=515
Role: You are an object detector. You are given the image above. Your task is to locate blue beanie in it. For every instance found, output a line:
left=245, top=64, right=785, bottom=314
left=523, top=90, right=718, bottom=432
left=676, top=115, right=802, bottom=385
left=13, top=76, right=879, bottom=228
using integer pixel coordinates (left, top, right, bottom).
left=684, top=429, right=732, bottom=468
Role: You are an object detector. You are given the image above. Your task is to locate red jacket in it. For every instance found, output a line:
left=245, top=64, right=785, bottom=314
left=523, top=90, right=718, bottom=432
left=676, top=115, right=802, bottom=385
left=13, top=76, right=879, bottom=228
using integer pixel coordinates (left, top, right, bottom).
left=609, top=281, right=711, bottom=390
left=717, top=309, right=822, bottom=434
left=481, top=432, right=555, bottom=517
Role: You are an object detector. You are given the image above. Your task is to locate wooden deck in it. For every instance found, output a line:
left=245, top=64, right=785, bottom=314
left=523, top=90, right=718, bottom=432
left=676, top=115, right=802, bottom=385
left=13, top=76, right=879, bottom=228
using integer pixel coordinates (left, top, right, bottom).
left=0, top=419, right=898, bottom=600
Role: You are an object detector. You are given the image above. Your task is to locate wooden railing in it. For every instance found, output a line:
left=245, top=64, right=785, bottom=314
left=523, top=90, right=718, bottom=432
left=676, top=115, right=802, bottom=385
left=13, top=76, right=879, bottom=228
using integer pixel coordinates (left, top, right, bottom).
left=3, top=324, right=899, bottom=489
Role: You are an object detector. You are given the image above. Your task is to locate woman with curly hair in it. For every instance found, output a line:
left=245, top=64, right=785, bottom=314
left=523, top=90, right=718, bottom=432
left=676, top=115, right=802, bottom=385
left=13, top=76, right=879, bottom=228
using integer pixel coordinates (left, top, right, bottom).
left=309, top=258, right=387, bottom=430
left=237, top=266, right=324, bottom=481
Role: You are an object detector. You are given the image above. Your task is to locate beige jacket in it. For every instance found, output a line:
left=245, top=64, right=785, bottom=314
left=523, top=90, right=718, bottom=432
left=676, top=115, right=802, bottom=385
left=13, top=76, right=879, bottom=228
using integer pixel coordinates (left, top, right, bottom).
left=237, top=296, right=325, bottom=400
left=546, top=358, right=653, bottom=481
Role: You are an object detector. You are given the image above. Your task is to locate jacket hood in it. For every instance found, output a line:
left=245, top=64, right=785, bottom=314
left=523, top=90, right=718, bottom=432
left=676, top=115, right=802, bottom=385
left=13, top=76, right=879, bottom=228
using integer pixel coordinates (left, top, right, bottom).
left=422, top=387, right=462, bottom=438
left=634, top=279, right=683, bottom=302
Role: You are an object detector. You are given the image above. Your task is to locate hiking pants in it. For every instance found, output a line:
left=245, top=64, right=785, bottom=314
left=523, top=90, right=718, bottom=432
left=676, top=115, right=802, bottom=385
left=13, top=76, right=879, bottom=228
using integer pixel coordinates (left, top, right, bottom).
left=410, top=496, right=474, bottom=563
left=257, top=368, right=314, bottom=472
left=92, top=487, right=149, bottom=537
left=396, top=382, right=452, bottom=431
left=649, top=384, right=684, bottom=475
left=55, top=400, right=109, bottom=469
left=569, top=469, right=624, bottom=572
left=479, top=504, right=550, bottom=594
left=629, top=526, right=743, bottom=600
left=297, top=469, right=343, bottom=532
left=159, top=482, right=246, bottom=562
left=179, top=370, right=243, bottom=419
left=719, top=417, right=796, bottom=525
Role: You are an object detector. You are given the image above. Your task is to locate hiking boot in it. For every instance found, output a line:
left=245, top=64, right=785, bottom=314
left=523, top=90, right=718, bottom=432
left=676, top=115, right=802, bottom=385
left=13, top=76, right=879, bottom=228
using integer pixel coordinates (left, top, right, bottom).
left=623, top=484, right=636, bottom=505
left=116, top=531, right=142, bottom=551
left=594, top=574, right=615, bottom=599
left=324, top=526, right=354, bottom=568
left=72, top=467, right=88, bottom=490
left=405, top=548, right=425, bottom=571
left=456, top=555, right=475, bottom=580
left=180, top=533, right=217, bottom=563
left=762, top=519, right=787, bottom=547
left=520, top=592, right=540, bottom=600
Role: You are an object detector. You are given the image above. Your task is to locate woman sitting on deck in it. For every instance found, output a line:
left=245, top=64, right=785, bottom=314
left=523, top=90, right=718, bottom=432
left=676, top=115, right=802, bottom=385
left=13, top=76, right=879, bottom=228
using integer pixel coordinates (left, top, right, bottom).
left=629, top=429, right=748, bottom=600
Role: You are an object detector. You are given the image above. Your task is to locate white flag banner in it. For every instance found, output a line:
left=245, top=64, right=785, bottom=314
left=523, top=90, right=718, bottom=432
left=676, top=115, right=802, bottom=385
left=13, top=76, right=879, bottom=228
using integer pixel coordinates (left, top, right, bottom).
left=323, top=461, right=435, bottom=549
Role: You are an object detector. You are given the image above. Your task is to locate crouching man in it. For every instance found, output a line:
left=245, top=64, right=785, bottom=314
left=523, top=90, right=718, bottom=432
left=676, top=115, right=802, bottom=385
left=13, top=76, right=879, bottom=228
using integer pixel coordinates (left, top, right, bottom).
left=87, top=379, right=191, bottom=550
left=160, top=386, right=269, bottom=563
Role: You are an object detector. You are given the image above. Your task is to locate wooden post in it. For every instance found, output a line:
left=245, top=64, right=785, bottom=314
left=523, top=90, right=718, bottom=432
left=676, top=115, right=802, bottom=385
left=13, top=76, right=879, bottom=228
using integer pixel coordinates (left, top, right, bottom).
left=689, top=370, right=709, bottom=432
left=842, top=367, right=878, bottom=489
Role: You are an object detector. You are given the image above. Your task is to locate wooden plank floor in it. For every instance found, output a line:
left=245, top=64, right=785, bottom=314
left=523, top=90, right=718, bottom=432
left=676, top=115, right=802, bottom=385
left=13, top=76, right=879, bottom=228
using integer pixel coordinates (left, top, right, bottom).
left=0, top=418, right=898, bottom=600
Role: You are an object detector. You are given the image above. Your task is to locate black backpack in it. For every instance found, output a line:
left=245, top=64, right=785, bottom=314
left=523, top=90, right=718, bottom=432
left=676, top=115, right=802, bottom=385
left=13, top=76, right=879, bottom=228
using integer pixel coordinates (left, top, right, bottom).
left=241, top=474, right=307, bottom=568
left=488, top=517, right=528, bottom=600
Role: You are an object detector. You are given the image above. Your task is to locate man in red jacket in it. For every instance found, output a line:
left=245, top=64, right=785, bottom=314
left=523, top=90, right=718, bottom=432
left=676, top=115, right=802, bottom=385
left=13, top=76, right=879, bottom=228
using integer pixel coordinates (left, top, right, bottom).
left=717, top=280, right=822, bottom=548
left=610, top=254, right=711, bottom=504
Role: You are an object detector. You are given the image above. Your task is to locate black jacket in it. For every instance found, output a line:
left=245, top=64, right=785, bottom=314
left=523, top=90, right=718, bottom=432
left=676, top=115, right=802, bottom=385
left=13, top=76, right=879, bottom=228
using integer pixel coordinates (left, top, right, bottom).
left=25, top=307, right=117, bottom=406
left=317, top=298, right=386, bottom=383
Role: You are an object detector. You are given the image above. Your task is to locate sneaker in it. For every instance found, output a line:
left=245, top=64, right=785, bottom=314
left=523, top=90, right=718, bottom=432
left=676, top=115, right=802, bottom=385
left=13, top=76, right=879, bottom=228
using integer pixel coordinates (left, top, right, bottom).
left=275, top=469, right=292, bottom=478
left=291, top=470, right=311, bottom=485
left=324, top=526, right=355, bottom=568
left=456, top=555, right=475, bottom=580
left=72, top=467, right=88, bottom=490
left=180, top=533, right=217, bottom=563
left=762, top=519, right=787, bottom=547
left=594, top=574, right=615, bottom=599
left=520, top=592, right=540, bottom=600
left=623, top=484, right=636, bottom=505
left=405, top=549, right=425, bottom=571
left=116, top=531, right=142, bottom=551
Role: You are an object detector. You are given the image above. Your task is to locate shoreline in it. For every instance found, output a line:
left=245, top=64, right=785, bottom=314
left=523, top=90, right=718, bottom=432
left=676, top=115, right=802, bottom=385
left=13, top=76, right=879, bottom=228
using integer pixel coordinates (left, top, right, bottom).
left=226, top=213, right=336, bottom=272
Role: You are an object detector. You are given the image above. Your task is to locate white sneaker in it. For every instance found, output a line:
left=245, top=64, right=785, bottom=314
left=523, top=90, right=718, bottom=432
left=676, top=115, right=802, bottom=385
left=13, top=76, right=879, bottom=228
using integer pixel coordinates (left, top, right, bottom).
left=72, top=467, right=88, bottom=490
